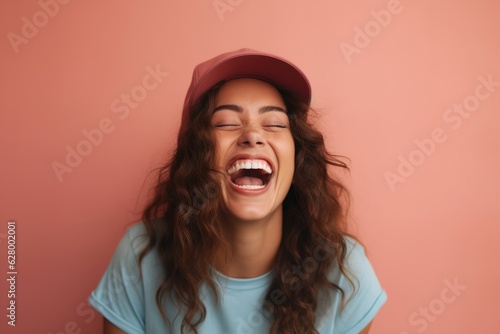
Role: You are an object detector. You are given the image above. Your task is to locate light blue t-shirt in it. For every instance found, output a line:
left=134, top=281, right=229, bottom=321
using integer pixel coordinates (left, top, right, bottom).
left=89, top=223, right=386, bottom=334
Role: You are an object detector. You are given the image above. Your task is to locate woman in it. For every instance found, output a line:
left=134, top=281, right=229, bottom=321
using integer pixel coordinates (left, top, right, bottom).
left=89, top=48, right=387, bottom=334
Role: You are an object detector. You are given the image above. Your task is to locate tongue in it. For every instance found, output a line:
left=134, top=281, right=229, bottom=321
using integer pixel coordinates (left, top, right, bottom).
left=234, top=176, right=264, bottom=186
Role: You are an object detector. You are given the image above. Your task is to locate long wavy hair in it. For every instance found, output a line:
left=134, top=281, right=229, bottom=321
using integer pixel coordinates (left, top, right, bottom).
left=138, top=80, right=355, bottom=334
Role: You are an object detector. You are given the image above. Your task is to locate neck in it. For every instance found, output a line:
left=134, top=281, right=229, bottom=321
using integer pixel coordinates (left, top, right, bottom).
left=215, top=211, right=282, bottom=278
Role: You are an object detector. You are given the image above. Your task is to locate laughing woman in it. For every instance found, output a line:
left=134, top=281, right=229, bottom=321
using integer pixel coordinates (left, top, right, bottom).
left=89, top=49, right=387, bottom=334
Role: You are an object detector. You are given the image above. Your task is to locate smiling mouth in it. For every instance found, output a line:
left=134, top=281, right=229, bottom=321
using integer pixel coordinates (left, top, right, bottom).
left=227, top=159, right=273, bottom=190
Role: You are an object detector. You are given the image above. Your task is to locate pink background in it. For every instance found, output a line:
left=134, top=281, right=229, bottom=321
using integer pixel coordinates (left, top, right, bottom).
left=1, top=0, right=499, bottom=333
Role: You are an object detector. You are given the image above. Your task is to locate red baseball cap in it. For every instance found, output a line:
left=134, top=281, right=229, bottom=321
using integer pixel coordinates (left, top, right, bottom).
left=181, top=48, right=311, bottom=131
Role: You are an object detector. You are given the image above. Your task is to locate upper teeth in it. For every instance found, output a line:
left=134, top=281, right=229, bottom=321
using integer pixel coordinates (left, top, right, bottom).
left=227, top=159, right=272, bottom=175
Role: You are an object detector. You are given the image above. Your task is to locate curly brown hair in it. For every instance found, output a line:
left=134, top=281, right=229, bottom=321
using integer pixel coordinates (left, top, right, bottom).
left=138, top=81, right=356, bottom=334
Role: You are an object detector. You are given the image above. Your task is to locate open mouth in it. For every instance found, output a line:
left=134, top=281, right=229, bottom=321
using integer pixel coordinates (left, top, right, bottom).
left=227, top=159, right=273, bottom=190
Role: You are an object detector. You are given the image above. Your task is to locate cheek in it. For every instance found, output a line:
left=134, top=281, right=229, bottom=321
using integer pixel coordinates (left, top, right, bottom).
left=275, top=136, right=296, bottom=173
left=286, top=139, right=296, bottom=177
left=213, top=135, right=232, bottom=168
left=214, top=144, right=224, bottom=168
left=284, top=134, right=295, bottom=158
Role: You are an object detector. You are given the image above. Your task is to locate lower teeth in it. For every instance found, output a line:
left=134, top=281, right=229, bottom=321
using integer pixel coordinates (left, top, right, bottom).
left=236, top=184, right=265, bottom=189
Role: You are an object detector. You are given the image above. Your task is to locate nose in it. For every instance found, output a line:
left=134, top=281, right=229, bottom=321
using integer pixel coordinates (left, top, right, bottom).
left=237, top=123, right=266, bottom=147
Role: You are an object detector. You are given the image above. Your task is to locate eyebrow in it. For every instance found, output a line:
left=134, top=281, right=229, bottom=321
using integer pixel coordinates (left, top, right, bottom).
left=213, top=104, right=287, bottom=114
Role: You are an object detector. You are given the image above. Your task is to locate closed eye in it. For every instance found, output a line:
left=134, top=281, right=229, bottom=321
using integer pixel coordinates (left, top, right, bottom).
left=213, top=124, right=241, bottom=128
left=262, top=124, right=288, bottom=132
left=265, top=124, right=287, bottom=128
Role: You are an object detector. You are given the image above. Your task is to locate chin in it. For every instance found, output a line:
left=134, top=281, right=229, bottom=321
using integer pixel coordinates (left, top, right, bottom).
left=221, top=199, right=283, bottom=224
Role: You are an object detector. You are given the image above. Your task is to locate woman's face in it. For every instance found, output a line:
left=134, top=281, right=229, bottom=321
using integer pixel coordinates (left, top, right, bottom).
left=211, top=78, right=295, bottom=224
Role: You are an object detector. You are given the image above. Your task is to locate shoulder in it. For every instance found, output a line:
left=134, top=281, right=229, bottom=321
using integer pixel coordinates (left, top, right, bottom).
left=330, top=236, right=384, bottom=293
left=101, top=221, right=160, bottom=281
left=320, top=236, right=387, bottom=334
left=125, top=221, right=149, bottom=247
left=326, top=236, right=370, bottom=282
left=88, top=223, right=152, bottom=333
left=343, top=236, right=370, bottom=273
left=114, top=222, right=150, bottom=259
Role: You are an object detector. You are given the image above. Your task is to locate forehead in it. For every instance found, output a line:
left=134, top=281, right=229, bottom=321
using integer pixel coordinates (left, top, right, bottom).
left=215, top=78, right=285, bottom=105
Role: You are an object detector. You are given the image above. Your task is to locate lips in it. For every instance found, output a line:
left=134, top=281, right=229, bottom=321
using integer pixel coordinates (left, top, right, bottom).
left=227, top=158, right=273, bottom=190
